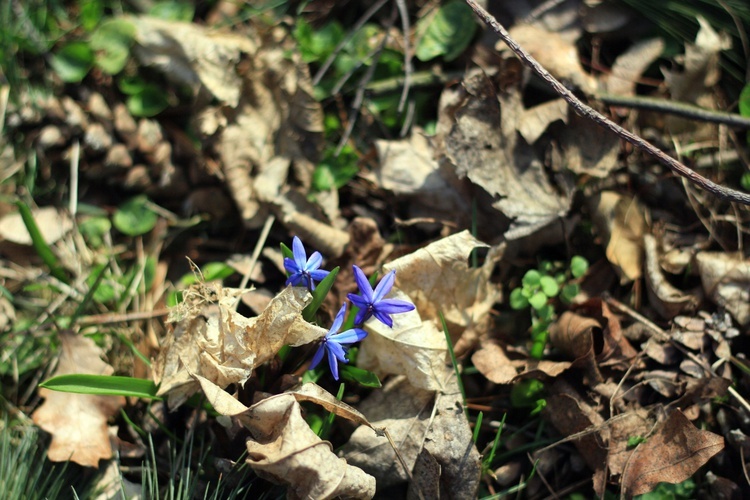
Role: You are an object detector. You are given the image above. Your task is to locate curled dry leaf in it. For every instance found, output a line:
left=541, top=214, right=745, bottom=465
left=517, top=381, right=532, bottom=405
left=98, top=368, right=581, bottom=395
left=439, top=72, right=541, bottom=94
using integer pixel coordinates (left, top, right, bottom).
left=471, top=342, right=571, bottom=384
left=155, top=285, right=325, bottom=407
left=358, top=294, right=451, bottom=391
left=32, top=332, right=125, bottom=467
left=383, top=230, right=501, bottom=345
left=193, top=375, right=376, bottom=499
left=438, top=71, right=574, bottom=239
left=695, top=251, right=750, bottom=326
left=643, top=234, right=699, bottom=319
left=590, top=191, right=647, bottom=283
left=342, top=376, right=481, bottom=496
left=621, top=410, right=724, bottom=497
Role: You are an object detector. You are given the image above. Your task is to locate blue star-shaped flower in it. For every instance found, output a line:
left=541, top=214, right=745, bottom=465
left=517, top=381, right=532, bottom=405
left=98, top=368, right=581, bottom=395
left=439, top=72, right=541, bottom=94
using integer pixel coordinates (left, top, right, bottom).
left=347, top=265, right=415, bottom=327
left=284, top=236, right=330, bottom=290
left=309, top=303, right=368, bottom=380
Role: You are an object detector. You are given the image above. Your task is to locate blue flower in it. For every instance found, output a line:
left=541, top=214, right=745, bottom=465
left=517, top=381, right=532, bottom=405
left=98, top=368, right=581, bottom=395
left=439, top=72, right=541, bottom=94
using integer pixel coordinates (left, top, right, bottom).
left=309, top=303, right=368, bottom=380
left=347, top=265, right=415, bottom=327
left=284, top=236, right=330, bottom=290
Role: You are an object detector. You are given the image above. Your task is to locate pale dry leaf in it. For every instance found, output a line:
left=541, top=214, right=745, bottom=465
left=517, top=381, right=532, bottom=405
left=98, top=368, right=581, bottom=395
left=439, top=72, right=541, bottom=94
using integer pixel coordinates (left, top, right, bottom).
left=372, top=131, right=470, bottom=225
left=644, top=234, right=699, bottom=319
left=32, top=332, right=124, bottom=467
left=606, top=38, right=664, bottom=97
left=129, top=16, right=256, bottom=107
left=590, top=191, right=647, bottom=283
left=439, top=71, right=574, bottom=239
left=0, top=206, right=73, bottom=245
left=155, top=285, right=325, bottom=407
left=245, top=393, right=376, bottom=500
left=695, top=252, right=750, bottom=326
left=518, top=98, right=567, bottom=144
left=382, top=230, right=501, bottom=339
left=621, top=410, right=724, bottom=497
left=500, top=24, right=597, bottom=94
left=471, top=342, right=517, bottom=384
left=561, top=109, right=620, bottom=177
left=358, top=297, right=451, bottom=391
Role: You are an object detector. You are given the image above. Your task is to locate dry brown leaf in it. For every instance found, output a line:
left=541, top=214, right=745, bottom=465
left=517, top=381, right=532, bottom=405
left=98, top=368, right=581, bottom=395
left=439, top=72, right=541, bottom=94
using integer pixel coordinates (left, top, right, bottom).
left=621, top=410, right=724, bottom=497
left=438, top=71, right=574, bottom=239
left=155, top=285, right=325, bottom=407
left=193, top=375, right=376, bottom=498
left=518, top=98, right=567, bottom=145
left=695, top=252, right=750, bottom=326
left=644, top=234, right=699, bottom=319
left=500, top=24, right=596, bottom=94
left=471, top=343, right=517, bottom=384
left=0, top=206, right=73, bottom=245
left=561, top=109, right=620, bottom=178
left=590, top=191, right=647, bottom=283
left=606, top=38, right=664, bottom=97
left=342, top=376, right=481, bottom=496
left=549, top=311, right=602, bottom=382
left=383, top=230, right=501, bottom=343
left=32, top=332, right=124, bottom=467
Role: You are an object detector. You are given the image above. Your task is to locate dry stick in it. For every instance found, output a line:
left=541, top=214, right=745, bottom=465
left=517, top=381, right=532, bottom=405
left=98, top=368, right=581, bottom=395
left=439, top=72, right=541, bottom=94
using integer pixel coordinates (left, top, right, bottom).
left=464, top=0, right=750, bottom=206
left=393, top=0, right=412, bottom=114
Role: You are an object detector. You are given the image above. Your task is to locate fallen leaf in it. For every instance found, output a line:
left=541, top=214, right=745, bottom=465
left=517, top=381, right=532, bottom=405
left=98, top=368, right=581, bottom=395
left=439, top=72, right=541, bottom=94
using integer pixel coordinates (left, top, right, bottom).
left=155, top=284, right=325, bottom=407
left=438, top=71, right=574, bottom=239
left=590, top=191, right=647, bottom=283
left=606, top=38, right=664, bottom=98
left=644, top=234, right=699, bottom=319
left=471, top=342, right=517, bottom=384
left=561, top=110, right=620, bottom=178
left=32, top=332, right=124, bottom=467
left=518, top=98, right=567, bottom=145
left=621, top=410, right=724, bottom=497
left=0, top=206, right=73, bottom=245
left=695, top=252, right=750, bottom=326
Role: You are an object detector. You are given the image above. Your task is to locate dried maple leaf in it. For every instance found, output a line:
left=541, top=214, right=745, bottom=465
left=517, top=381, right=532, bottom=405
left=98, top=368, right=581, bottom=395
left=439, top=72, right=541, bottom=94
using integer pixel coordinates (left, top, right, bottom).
left=32, top=332, right=124, bottom=467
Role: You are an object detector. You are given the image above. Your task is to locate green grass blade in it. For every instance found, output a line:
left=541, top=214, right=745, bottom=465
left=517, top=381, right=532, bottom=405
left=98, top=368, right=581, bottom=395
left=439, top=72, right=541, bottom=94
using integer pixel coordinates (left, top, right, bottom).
left=70, top=262, right=109, bottom=324
left=473, top=411, right=483, bottom=444
left=303, top=266, right=339, bottom=322
left=39, top=374, right=161, bottom=399
left=16, top=201, right=68, bottom=283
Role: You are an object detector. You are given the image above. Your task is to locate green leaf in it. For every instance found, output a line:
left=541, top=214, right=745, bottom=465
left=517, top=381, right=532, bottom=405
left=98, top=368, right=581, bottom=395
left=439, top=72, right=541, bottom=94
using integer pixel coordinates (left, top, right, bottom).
left=148, top=0, right=195, bottom=21
left=509, top=287, right=529, bottom=310
left=72, top=262, right=109, bottom=322
left=80, top=0, right=104, bottom=31
left=539, top=276, right=559, bottom=297
left=312, top=145, right=359, bottom=191
left=280, top=242, right=294, bottom=261
left=118, top=75, right=147, bottom=95
left=78, top=215, right=111, bottom=247
left=39, top=374, right=161, bottom=399
left=415, top=1, right=476, bottom=62
left=739, top=83, right=750, bottom=117
left=127, top=84, right=169, bottom=117
left=561, top=283, right=580, bottom=304
left=522, top=269, right=542, bottom=288
left=91, top=18, right=135, bottom=74
left=510, top=379, right=545, bottom=408
left=528, top=291, right=548, bottom=310
left=15, top=201, right=68, bottom=283
left=570, top=255, right=589, bottom=279
left=294, top=18, right=344, bottom=63
left=51, top=42, right=94, bottom=82
left=741, top=172, right=750, bottom=192
left=536, top=304, right=554, bottom=323
left=180, top=262, right=235, bottom=286
left=113, top=196, right=158, bottom=236
left=303, top=266, right=339, bottom=322
left=339, top=364, right=381, bottom=388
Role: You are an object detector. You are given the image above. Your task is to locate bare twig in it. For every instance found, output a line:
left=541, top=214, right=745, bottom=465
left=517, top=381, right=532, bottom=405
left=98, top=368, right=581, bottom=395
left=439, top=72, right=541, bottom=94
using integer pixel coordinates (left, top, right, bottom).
left=393, top=0, right=412, bottom=114
left=464, top=0, right=750, bottom=206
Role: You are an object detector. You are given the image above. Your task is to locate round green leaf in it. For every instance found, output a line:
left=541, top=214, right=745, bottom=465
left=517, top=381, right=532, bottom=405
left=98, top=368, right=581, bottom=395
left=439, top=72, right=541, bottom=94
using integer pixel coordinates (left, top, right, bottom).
left=509, top=287, right=529, bottom=310
left=570, top=255, right=589, bottom=279
left=528, top=291, right=548, bottom=310
left=113, top=196, right=158, bottom=236
left=741, top=172, right=750, bottom=192
left=118, top=75, right=147, bottom=95
left=536, top=304, right=555, bottom=322
left=522, top=269, right=541, bottom=288
left=51, top=42, right=95, bottom=82
left=539, top=275, right=560, bottom=297
left=415, top=1, right=477, bottom=62
left=91, top=19, right=135, bottom=75
left=561, top=283, right=580, bottom=304
left=739, top=82, right=750, bottom=117
left=127, top=84, right=169, bottom=117
left=148, top=1, right=195, bottom=21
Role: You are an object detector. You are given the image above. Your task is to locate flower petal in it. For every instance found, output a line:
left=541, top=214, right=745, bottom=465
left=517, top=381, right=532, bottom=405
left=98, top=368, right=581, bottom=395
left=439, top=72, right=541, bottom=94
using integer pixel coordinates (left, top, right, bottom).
left=373, top=270, right=396, bottom=302
left=331, top=328, right=368, bottom=345
left=306, top=251, right=323, bottom=271
left=292, top=236, right=307, bottom=266
left=347, top=293, right=369, bottom=309
left=326, top=347, right=341, bottom=380
left=286, top=274, right=303, bottom=287
left=309, top=344, right=326, bottom=371
left=375, top=298, right=415, bottom=315
left=283, top=257, right=300, bottom=274
left=352, top=265, right=374, bottom=302
left=330, top=303, right=347, bottom=334
left=310, top=269, right=330, bottom=282
left=327, top=340, right=348, bottom=363
left=373, top=309, right=394, bottom=327
left=354, top=307, right=370, bottom=326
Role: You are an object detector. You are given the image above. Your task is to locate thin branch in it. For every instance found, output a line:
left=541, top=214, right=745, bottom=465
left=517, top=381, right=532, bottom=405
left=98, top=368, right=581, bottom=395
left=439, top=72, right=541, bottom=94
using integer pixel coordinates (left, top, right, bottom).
left=464, top=0, right=750, bottom=206
left=393, top=0, right=412, bottom=113
left=598, top=93, right=750, bottom=129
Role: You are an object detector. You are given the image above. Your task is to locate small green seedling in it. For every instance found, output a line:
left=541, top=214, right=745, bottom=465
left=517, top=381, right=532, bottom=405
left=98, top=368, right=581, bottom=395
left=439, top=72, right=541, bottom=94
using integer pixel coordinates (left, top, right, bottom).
left=509, top=256, right=589, bottom=359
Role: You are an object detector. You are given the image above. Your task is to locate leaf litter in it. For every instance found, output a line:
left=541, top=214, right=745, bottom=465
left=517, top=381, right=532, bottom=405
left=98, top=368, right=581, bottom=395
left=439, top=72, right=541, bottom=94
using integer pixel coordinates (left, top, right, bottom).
left=6, top=1, right=750, bottom=498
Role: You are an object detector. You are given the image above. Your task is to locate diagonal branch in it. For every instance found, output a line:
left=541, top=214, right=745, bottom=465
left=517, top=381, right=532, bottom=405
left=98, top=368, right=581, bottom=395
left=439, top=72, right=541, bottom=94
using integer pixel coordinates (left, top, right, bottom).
left=464, top=0, right=750, bottom=206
